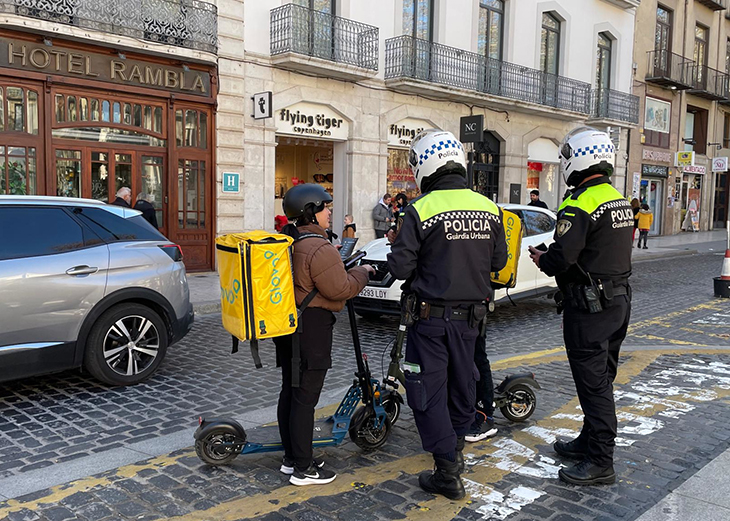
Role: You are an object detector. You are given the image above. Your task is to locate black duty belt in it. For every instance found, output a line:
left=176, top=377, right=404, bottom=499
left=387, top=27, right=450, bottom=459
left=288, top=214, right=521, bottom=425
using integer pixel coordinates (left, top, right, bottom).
left=611, top=285, right=629, bottom=297
left=426, top=305, right=470, bottom=320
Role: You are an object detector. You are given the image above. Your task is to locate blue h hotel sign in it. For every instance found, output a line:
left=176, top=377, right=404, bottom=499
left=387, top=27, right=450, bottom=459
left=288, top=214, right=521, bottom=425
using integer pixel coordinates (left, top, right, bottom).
left=223, top=172, right=240, bottom=193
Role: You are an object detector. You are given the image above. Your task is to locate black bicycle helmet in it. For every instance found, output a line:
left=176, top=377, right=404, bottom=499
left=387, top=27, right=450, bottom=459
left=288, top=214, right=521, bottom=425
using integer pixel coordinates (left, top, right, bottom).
left=282, top=183, right=332, bottom=219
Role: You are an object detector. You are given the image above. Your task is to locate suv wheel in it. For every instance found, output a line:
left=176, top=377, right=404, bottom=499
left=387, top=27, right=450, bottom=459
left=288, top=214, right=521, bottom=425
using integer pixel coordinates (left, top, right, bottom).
left=84, top=303, right=168, bottom=386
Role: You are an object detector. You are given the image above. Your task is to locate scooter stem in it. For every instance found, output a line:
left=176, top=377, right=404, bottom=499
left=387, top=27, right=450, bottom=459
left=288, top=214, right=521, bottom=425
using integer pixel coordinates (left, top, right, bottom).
left=386, top=324, right=407, bottom=388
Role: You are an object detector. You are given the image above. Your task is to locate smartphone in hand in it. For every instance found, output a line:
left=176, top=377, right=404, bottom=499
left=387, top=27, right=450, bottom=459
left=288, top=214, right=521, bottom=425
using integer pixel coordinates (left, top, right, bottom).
left=533, top=243, right=548, bottom=252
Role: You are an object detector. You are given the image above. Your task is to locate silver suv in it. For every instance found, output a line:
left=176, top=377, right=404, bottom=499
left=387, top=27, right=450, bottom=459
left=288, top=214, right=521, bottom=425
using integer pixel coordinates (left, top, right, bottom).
left=0, top=196, right=194, bottom=386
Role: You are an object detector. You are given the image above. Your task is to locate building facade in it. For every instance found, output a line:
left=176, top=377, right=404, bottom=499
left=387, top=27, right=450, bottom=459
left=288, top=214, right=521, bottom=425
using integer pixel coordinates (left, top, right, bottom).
left=0, top=0, right=639, bottom=271
left=629, top=0, right=730, bottom=236
left=239, top=0, right=640, bottom=247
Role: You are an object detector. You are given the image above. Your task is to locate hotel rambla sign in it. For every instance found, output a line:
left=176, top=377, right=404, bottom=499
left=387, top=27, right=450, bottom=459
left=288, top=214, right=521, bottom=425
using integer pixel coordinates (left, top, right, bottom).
left=1, top=39, right=211, bottom=97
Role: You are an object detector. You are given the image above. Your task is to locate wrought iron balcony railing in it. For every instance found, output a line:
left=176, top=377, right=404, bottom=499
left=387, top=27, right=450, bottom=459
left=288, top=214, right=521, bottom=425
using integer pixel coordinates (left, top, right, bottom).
left=646, top=50, right=692, bottom=89
left=591, top=88, right=639, bottom=124
left=687, top=63, right=729, bottom=100
left=5, top=0, right=217, bottom=53
left=385, top=36, right=591, bottom=114
left=270, top=3, right=378, bottom=71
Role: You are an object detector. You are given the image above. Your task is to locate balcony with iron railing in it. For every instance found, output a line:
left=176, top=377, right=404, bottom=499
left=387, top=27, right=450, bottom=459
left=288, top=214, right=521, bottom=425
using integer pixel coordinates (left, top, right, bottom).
left=588, top=88, right=640, bottom=126
left=645, top=50, right=692, bottom=89
left=687, top=63, right=729, bottom=101
left=384, top=35, right=592, bottom=117
left=270, top=3, right=378, bottom=81
left=696, top=0, right=726, bottom=11
left=2, top=0, right=218, bottom=53
left=600, top=0, right=641, bottom=8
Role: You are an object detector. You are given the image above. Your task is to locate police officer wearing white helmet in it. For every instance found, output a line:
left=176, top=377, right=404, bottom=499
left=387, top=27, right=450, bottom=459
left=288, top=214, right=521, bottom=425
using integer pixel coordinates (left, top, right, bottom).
left=529, top=127, right=633, bottom=485
left=387, top=129, right=507, bottom=499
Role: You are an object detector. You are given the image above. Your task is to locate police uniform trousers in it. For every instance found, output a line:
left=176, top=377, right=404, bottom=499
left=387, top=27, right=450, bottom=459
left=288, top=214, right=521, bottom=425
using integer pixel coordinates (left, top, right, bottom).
left=404, top=312, right=479, bottom=456
left=274, top=307, right=335, bottom=471
left=563, top=294, right=631, bottom=467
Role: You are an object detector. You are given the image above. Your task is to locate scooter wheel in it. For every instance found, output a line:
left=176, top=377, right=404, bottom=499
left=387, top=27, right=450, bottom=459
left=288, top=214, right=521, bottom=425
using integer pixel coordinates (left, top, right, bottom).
left=381, top=393, right=402, bottom=426
left=349, top=406, right=392, bottom=450
left=500, top=383, right=537, bottom=422
left=195, top=428, right=243, bottom=466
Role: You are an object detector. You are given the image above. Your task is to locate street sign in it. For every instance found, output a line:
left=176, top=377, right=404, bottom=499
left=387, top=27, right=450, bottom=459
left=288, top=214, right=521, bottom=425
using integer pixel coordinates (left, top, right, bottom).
left=509, top=183, right=521, bottom=204
left=675, top=151, right=695, bottom=167
left=713, top=157, right=728, bottom=172
left=460, top=115, right=484, bottom=143
left=222, top=172, right=240, bottom=193
left=253, top=92, right=272, bottom=120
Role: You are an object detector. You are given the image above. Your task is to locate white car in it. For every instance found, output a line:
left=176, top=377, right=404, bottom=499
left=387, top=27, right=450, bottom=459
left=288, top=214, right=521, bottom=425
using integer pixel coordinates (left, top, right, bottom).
left=353, top=204, right=559, bottom=317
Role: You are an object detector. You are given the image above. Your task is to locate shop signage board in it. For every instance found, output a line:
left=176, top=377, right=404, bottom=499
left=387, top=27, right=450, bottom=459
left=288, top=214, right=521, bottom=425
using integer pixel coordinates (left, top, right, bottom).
left=222, top=173, right=240, bottom=193
left=388, top=118, right=433, bottom=148
left=683, top=165, right=706, bottom=175
left=460, top=115, right=484, bottom=143
left=276, top=102, right=348, bottom=140
left=632, top=172, right=641, bottom=199
left=642, top=164, right=669, bottom=177
left=712, top=157, right=728, bottom=172
left=1, top=38, right=211, bottom=97
left=675, top=151, right=695, bottom=167
left=253, top=92, right=273, bottom=120
left=642, top=148, right=672, bottom=163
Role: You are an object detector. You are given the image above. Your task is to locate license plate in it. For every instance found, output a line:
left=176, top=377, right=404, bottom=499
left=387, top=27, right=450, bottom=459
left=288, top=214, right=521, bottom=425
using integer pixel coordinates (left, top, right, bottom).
left=358, top=287, right=389, bottom=299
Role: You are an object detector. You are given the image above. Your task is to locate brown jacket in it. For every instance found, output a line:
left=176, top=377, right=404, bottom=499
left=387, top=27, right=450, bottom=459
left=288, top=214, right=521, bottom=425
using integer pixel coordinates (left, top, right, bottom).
left=342, top=224, right=356, bottom=239
left=292, top=224, right=369, bottom=312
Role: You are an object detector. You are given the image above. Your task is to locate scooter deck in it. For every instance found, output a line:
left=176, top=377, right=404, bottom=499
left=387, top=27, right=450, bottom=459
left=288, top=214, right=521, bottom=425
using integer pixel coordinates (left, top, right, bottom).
left=240, top=417, right=347, bottom=454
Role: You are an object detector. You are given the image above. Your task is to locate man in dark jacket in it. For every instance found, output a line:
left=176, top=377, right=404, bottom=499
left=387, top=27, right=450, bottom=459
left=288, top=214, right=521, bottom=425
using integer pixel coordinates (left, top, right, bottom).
left=110, top=187, right=132, bottom=208
left=388, top=129, right=507, bottom=500
left=528, top=190, right=549, bottom=209
left=134, top=193, right=159, bottom=229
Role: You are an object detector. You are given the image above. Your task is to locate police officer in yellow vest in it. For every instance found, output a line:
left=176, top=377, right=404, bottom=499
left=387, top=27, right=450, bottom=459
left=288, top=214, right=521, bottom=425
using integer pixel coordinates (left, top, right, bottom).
left=387, top=129, right=507, bottom=499
left=529, top=127, right=633, bottom=486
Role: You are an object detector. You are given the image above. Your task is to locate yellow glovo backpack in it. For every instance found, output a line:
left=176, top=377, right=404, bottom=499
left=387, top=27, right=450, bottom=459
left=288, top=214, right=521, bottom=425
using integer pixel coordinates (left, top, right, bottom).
left=490, top=209, right=523, bottom=289
left=216, top=231, right=320, bottom=387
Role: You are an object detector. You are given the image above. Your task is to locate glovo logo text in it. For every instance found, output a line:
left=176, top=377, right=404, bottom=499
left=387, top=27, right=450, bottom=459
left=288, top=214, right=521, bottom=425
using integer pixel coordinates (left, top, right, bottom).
left=264, top=249, right=284, bottom=305
left=221, top=279, right=241, bottom=304
left=504, top=214, right=516, bottom=261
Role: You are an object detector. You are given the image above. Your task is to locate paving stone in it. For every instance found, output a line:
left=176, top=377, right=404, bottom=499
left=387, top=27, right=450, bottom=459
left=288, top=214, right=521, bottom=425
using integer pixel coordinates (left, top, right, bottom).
left=75, top=502, right=113, bottom=521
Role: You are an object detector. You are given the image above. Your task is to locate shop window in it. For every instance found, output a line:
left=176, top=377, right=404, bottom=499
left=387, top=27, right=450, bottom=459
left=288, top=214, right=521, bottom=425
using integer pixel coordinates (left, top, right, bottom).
left=91, top=151, right=109, bottom=202
left=115, top=153, right=132, bottom=196
left=141, top=156, right=164, bottom=228
left=68, top=96, right=77, bottom=122
left=178, top=159, right=206, bottom=228
left=52, top=127, right=166, bottom=147
left=79, top=98, right=89, bottom=122
left=133, top=104, right=142, bottom=127
left=90, top=99, right=100, bottom=122
left=56, top=94, right=66, bottom=123
left=56, top=149, right=82, bottom=198
left=387, top=148, right=420, bottom=201
left=113, top=102, right=121, bottom=124
left=0, top=86, right=39, bottom=135
left=153, top=107, right=163, bottom=134
left=0, top=146, right=37, bottom=195
left=102, top=100, right=110, bottom=122
left=176, top=109, right=208, bottom=149
left=123, top=103, right=132, bottom=125
left=144, top=106, right=153, bottom=131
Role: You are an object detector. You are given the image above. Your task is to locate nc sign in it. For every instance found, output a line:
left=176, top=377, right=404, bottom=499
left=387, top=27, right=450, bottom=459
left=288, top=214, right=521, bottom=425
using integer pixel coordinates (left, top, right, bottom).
left=222, top=172, right=240, bottom=193
left=460, top=115, right=484, bottom=143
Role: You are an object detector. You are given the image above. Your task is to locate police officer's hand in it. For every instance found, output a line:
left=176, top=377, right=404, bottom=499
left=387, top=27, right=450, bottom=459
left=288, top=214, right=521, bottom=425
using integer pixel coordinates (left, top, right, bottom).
left=528, top=245, right=544, bottom=270
left=386, top=228, right=397, bottom=244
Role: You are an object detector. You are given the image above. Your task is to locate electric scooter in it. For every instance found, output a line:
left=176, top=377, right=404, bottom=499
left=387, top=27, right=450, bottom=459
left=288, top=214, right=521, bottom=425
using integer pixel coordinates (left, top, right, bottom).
left=380, top=294, right=540, bottom=426
left=194, top=251, right=395, bottom=466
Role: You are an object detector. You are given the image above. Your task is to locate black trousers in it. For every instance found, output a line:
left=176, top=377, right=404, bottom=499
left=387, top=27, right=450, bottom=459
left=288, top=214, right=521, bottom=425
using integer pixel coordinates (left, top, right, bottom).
left=404, top=313, right=478, bottom=455
left=274, top=307, right=335, bottom=471
left=638, top=230, right=649, bottom=248
left=563, top=294, right=631, bottom=467
left=474, top=334, right=495, bottom=417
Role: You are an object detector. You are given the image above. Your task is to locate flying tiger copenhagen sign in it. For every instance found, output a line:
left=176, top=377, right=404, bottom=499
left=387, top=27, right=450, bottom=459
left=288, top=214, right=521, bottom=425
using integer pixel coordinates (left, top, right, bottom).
left=1, top=39, right=211, bottom=97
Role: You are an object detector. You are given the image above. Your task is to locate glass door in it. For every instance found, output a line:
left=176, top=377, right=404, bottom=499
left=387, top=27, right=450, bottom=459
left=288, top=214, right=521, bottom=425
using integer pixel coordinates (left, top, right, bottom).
left=639, top=178, right=663, bottom=236
left=140, top=154, right=166, bottom=236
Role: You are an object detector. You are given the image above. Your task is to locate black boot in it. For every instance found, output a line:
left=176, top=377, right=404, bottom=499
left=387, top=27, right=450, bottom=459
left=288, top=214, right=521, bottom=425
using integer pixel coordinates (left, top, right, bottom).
left=455, top=436, right=465, bottom=474
left=559, top=459, right=615, bottom=485
left=554, top=437, right=589, bottom=459
left=418, top=456, right=465, bottom=500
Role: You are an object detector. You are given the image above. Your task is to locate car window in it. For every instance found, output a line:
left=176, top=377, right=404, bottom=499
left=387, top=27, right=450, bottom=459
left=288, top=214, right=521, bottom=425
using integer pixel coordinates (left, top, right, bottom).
left=0, top=207, right=85, bottom=260
left=73, top=207, right=166, bottom=242
left=522, top=210, right=555, bottom=237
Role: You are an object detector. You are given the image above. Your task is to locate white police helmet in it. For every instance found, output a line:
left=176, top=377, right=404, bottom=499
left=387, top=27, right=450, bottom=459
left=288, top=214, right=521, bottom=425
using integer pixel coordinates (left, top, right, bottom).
left=408, top=129, right=467, bottom=191
left=559, top=127, right=615, bottom=187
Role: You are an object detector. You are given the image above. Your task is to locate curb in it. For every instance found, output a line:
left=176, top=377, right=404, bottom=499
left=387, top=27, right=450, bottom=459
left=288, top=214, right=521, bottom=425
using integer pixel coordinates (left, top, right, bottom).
left=193, top=300, right=222, bottom=316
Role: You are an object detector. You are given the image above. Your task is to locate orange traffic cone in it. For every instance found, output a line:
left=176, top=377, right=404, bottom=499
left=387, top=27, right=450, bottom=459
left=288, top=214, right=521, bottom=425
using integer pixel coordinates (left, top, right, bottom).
left=722, top=249, right=730, bottom=281
left=715, top=246, right=730, bottom=298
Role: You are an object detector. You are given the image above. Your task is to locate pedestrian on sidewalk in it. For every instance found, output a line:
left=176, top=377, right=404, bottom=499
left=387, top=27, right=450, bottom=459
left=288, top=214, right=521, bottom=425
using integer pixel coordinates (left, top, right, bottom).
left=342, top=214, right=357, bottom=239
left=637, top=204, right=653, bottom=249
left=388, top=129, right=507, bottom=500
left=134, top=193, right=159, bottom=229
left=275, top=184, right=374, bottom=487
left=110, top=187, right=132, bottom=208
left=372, top=193, right=394, bottom=238
left=529, top=127, right=632, bottom=486
left=528, top=190, right=549, bottom=209
left=630, top=198, right=640, bottom=244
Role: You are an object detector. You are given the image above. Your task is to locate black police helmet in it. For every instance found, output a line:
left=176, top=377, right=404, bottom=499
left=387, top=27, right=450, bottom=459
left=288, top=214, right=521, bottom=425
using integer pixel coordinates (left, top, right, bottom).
left=282, top=183, right=332, bottom=220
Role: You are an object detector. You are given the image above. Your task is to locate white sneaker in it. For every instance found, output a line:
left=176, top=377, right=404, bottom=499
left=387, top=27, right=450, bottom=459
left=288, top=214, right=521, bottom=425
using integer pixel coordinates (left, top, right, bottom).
left=289, top=463, right=336, bottom=486
left=465, top=418, right=497, bottom=443
left=280, top=456, right=325, bottom=475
